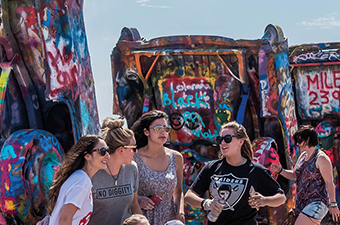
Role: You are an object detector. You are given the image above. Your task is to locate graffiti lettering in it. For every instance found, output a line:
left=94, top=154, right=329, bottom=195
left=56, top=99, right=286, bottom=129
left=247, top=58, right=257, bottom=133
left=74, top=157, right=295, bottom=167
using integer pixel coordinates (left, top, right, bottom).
left=307, top=71, right=340, bottom=90
left=183, top=112, right=205, bottom=129
left=293, top=50, right=340, bottom=63
left=163, top=82, right=210, bottom=109
left=173, top=80, right=210, bottom=93
left=306, top=104, right=332, bottom=118
left=192, top=129, right=218, bottom=142
left=308, top=90, right=340, bottom=105
left=259, top=74, right=270, bottom=116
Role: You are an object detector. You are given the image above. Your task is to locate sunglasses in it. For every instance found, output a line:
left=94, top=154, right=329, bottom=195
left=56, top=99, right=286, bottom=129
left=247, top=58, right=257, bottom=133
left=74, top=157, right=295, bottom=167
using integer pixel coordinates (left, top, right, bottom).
left=216, top=135, right=242, bottom=145
left=123, top=146, right=137, bottom=153
left=87, top=147, right=109, bottom=156
left=150, top=125, right=171, bottom=133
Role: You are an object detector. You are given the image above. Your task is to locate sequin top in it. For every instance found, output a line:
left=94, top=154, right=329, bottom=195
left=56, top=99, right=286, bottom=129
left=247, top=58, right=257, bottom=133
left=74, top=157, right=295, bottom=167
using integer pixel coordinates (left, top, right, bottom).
left=134, top=150, right=178, bottom=225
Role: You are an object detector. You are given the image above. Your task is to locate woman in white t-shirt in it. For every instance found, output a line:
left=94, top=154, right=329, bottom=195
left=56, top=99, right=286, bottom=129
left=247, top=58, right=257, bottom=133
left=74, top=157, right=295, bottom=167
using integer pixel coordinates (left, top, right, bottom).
left=38, top=135, right=110, bottom=225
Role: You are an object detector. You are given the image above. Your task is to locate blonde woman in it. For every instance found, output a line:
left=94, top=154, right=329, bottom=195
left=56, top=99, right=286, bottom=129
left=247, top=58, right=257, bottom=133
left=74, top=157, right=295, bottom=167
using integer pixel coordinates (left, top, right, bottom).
left=88, top=118, right=142, bottom=225
left=184, top=121, right=286, bottom=225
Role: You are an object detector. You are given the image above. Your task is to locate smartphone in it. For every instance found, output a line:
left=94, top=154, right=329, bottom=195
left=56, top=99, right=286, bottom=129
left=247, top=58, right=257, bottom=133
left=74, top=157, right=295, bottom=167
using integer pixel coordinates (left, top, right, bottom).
left=148, top=194, right=162, bottom=206
left=249, top=186, right=255, bottom=197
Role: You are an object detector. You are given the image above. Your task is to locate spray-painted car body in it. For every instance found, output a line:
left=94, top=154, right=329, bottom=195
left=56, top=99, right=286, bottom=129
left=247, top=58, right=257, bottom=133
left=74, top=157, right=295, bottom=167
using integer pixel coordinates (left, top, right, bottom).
left=112, top=25, right=298, bottom=224
left=0, top=0, right=99, bottom=224
left=289, top=42, right=340, bottom=209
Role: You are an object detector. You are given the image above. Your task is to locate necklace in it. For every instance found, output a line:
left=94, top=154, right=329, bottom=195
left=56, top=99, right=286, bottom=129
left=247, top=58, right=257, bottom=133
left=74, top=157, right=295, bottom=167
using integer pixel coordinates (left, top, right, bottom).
left=107, top=165, right=120, bottom=185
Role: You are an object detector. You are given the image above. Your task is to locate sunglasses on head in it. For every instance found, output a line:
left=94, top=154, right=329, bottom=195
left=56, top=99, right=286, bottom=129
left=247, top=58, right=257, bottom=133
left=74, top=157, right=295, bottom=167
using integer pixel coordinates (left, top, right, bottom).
left=216, top=134, right=242, bottom=145
left=150, top=125, right=171, bottom=133
left=87, top=147, right=109, bottom=156
left=123, top=146, right=137, bottom=153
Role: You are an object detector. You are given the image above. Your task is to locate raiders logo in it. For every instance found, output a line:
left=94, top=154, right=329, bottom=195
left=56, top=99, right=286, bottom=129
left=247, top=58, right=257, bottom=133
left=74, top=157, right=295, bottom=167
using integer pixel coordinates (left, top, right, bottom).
left=209, top=174, right=248, bottom=211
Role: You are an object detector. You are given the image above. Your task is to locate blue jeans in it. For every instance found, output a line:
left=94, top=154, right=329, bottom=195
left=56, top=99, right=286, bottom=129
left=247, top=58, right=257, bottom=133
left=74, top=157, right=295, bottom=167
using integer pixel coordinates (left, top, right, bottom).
left=301, top=201, right=329, bottom=220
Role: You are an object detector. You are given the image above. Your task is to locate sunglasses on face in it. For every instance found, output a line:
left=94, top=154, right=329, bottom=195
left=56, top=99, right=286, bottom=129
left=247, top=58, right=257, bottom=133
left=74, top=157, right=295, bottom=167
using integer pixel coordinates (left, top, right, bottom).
left=123, top=146, right=137, bottom=153
left=88, top=147, right=109, bottom=156
left=216, top=135, right=241, bottom=145
left=150, top=125, right=171, bottom=133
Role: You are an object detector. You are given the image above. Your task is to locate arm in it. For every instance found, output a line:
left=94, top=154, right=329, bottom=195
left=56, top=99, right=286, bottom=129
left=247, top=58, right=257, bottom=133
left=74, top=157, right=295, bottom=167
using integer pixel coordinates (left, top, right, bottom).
left=270, top=152, right=307, bottom=180
left=317, top=152, right=340, bottom=222
left=58, top=204, right=78, bottom=225
left=173, top=151, right=185, bottom=223
left=249, top=192, right=286, bottom=208
left=131, top=191, right=143, bottom=214
left=184, top=189, right=223, bottom=213
left=184, top=189, right=204, bottom=208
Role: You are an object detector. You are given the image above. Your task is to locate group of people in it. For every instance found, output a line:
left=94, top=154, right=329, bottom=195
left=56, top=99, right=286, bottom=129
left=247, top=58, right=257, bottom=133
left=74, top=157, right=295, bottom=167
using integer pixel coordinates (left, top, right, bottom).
left=37, top=109, right=340, bottom=225
left=38, top=110, right=184, bottom=225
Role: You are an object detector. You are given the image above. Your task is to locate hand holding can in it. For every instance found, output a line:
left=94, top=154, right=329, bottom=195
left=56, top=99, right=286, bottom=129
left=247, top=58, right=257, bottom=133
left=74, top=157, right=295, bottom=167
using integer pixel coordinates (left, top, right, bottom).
left=207, top=199, right=226, bottom=222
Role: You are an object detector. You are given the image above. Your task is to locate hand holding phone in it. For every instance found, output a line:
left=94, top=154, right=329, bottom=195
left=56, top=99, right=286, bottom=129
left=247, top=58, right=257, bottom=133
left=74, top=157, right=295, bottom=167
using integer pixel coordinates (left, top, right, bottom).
left=148, top=194, right=162, bottom=206
left=249, top=186, right=259, bottom=210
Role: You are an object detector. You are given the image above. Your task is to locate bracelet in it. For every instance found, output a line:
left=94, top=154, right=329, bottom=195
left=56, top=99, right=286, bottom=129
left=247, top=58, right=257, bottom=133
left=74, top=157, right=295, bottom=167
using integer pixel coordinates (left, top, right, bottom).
left=330, top=202, right=338, bottom=207
left=278, top=166, right=283, bottom=174
left=201, top=199, right=207, bottom=210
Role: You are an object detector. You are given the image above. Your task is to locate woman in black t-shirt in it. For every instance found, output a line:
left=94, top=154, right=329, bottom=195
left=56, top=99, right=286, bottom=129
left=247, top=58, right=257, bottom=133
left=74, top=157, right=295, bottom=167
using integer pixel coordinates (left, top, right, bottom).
left=184, top=121, right=286, bottom=225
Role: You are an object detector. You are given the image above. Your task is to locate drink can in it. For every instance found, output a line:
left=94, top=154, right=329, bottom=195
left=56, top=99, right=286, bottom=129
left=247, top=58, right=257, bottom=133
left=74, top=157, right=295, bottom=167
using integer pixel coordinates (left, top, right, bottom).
left=207, top=199, right=226, bottom=222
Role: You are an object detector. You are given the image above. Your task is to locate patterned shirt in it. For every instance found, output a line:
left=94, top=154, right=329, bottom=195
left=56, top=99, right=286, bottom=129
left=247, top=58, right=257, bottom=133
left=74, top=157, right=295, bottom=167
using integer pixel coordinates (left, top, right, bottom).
left=295, top=149, right=329, bottom=215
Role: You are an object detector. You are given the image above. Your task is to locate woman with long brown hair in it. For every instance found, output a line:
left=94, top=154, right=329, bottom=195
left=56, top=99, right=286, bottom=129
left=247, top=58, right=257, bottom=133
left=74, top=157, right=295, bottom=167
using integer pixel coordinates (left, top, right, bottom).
left=184, top=121, right=286, bottom=225
left=45, top=135, right=110, bottom=225
left=131, top=110, right=185, bottom=225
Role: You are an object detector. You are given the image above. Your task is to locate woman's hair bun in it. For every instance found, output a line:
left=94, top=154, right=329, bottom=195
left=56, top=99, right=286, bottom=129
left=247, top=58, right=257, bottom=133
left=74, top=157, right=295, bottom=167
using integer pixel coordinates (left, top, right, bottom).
left=101, top=117, right=124, bottom=131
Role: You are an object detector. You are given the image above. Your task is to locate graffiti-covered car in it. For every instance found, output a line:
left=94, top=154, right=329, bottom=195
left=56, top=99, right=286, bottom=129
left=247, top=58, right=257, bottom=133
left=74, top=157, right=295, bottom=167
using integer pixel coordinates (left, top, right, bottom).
left=0, top=0, right=99, bottom=224
left=289, top=42, right=340, bottom=212
left=111, top=24, right=298, bottom=224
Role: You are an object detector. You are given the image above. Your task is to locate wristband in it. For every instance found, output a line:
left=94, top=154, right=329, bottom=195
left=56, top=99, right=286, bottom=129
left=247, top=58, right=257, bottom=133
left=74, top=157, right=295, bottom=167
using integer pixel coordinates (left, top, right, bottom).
left=201, top=199, right=206, bottom=209
left=278, top=166, right=283, bottom=174
left=330, top=202, right=338, bottom=207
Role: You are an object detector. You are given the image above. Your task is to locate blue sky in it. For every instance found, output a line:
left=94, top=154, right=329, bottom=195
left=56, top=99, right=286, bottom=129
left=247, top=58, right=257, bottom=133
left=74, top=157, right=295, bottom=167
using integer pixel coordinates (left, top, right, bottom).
left=83, top=0, right=340, bottom=122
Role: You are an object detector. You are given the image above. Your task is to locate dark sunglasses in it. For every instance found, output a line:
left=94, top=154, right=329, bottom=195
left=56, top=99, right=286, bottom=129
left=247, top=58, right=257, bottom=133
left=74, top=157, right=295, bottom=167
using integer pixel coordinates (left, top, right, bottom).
left=123, top=146, right=137, bottom=153
left=150, top=125, right=171, bottom=133
left=216, top=135, right=242, bottom=145
left=87, top=147, right=109, bottom=156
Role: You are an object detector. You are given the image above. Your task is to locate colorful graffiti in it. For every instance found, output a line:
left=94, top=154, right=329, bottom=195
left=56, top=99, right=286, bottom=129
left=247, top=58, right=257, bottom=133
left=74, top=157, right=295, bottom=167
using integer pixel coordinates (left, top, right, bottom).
left=182, top=149, right=214, bottom=225
left=0, top=129, right=63, bottom=224
left=252, top=137, right=281, bottom=180
left=0, top=0, right=100, bottom=150
left=290, top=42, right=340, bottom=224
left=112, top=25, right=298, bottom=224
left=0, top=0, right=99, bottom=224
left=0, top=64, right=12, bottom=121
left=294, top=66, right=340, bottom=119
left=160, top=77, right=217, bottom=144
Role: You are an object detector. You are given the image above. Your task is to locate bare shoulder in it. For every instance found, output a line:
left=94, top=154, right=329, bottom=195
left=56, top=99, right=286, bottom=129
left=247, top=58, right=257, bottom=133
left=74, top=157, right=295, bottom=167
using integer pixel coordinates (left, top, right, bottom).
left=317, top=151, right=331, bottom=163
left=294, top=151, right=307, bottom=167
left=172, top=149, right=183, bottom=159
left=166, top=148, right=183, bottom=162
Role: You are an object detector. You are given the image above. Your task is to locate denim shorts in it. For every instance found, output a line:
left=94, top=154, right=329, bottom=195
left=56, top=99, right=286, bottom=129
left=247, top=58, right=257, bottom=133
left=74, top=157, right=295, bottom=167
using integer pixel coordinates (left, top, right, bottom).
left=301, top=201, right=329, bottom=220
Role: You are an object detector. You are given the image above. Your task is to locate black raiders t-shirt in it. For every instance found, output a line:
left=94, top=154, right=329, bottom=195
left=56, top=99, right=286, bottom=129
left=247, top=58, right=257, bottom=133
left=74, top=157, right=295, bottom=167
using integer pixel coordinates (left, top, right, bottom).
left=190, top=159, right=284, bottom=225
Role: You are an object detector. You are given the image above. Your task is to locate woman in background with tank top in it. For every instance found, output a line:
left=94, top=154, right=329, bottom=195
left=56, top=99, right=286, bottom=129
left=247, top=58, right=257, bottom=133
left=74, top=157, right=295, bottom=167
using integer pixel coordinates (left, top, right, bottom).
left=272, top=125, right=340, bottom=225
left=132, top=110, right=185, bottom=225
